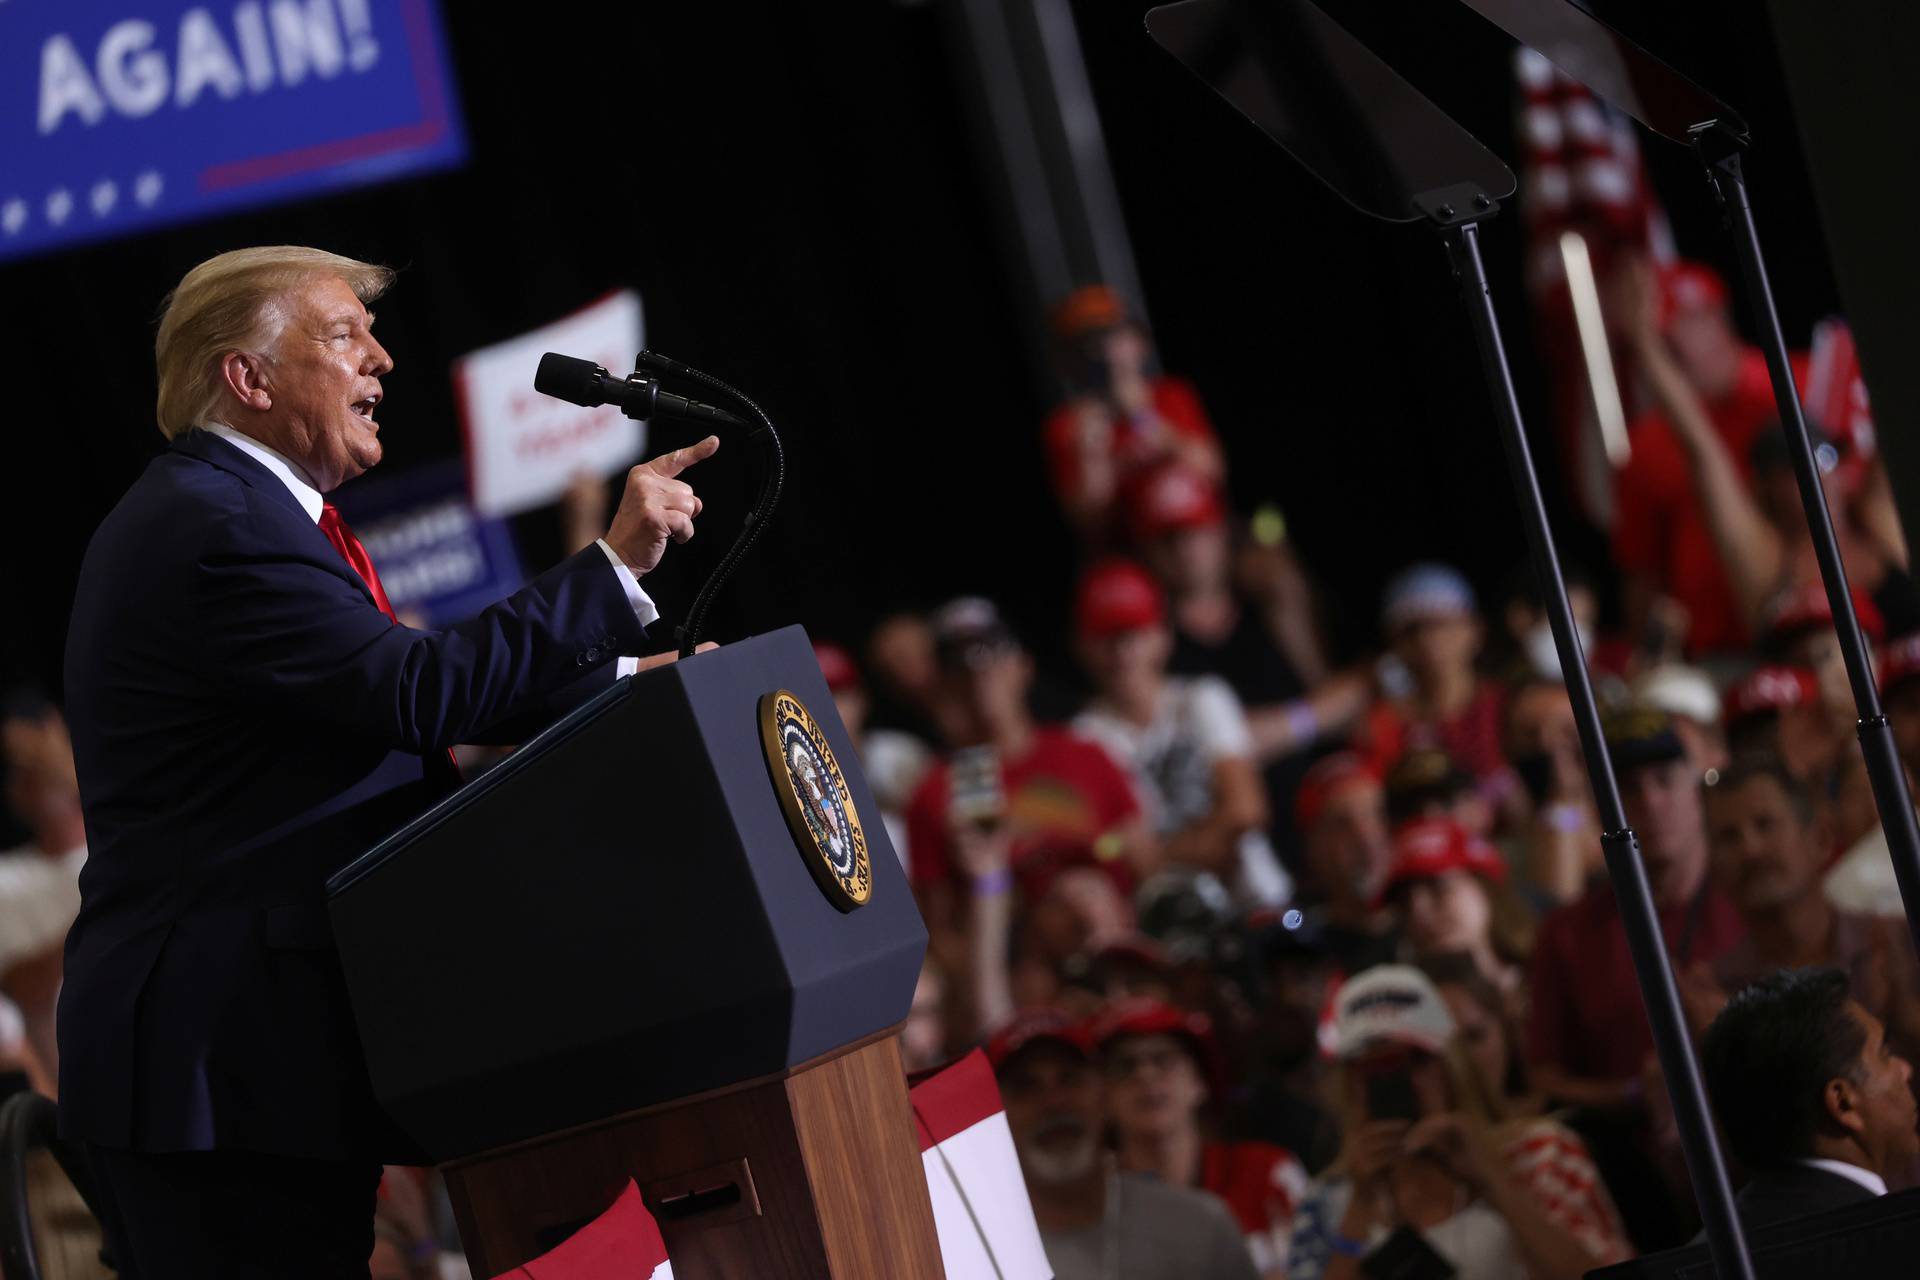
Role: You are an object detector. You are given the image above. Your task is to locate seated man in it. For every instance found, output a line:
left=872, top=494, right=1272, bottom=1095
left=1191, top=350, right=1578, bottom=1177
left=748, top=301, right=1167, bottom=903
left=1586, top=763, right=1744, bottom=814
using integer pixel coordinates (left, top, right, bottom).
left=1071, top=558, right=1289, bottom=907
left=1694, top=752, right=1920, bottom=1063
left=1292, top=754, right=1399, bottom=976
left=990, top=1009, right=1259, bottom=1280
left=1526, top=707, right=1744, bottom=1114
left=1701, top=968, right=1919, bottom=1229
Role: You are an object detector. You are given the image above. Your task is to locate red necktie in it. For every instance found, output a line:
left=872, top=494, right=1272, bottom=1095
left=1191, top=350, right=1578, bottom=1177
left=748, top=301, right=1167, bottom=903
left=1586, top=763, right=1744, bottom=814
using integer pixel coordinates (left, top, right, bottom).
left=319, top=504, right=397, bottom=621
left=319, top=504, right=460, bottom=782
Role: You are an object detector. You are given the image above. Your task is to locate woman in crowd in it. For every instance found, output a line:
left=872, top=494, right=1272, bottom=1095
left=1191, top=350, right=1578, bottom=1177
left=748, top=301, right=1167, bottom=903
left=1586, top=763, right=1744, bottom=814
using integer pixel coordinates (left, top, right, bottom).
left=1373, top=816, right=1532, bottom=1001
left=1286, top=965, right=1630, bottom=1279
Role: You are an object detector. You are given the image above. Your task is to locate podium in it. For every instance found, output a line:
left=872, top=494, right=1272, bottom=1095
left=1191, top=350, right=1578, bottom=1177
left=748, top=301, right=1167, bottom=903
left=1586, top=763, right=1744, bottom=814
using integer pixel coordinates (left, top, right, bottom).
left=325, top=626, right=944, bottom=1277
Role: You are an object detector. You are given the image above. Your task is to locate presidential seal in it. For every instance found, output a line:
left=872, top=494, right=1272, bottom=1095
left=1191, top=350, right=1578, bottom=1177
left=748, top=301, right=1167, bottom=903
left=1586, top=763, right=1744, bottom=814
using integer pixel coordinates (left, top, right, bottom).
left=759, top=690, right=872, bottom=911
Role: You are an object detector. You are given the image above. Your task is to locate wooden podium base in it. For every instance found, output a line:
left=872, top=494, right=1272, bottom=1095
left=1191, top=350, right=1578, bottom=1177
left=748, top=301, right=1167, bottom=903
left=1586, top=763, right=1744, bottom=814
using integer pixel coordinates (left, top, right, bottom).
left=443, top=1033, right=945, bottom=1278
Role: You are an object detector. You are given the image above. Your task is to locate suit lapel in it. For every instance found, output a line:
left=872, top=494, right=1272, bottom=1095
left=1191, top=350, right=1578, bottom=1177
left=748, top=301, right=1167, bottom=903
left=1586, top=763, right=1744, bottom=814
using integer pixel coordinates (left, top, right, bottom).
left=171, top=430, right=381, bottom=611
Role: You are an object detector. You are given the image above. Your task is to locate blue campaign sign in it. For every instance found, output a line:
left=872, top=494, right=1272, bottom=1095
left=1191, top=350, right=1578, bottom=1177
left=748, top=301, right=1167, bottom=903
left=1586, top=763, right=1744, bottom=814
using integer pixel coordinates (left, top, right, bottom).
left=334, top=461, right=525, bottom=628
left=1, top=0, right=466, bottom=262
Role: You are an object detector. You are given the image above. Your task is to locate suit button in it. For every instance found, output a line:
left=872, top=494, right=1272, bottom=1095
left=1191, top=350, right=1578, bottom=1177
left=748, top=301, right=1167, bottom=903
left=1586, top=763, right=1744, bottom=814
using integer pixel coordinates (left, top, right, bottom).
left=585, top=647, right=602, bottom=662
left=575, top=654, right=588, bottom=667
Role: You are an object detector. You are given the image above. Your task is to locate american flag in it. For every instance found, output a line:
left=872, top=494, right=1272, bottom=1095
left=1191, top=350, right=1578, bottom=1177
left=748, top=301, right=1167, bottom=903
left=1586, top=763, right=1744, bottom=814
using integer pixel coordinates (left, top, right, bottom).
left=1514, top=46, right=1673, bottom=528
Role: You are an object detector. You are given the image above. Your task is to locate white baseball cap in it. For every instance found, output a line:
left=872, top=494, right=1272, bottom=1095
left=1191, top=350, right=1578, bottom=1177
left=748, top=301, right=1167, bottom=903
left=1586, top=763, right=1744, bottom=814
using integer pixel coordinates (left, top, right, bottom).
left=1634, top=663, right=1722, bottom=727
left=1330, top=965, right=1457, bottom=1060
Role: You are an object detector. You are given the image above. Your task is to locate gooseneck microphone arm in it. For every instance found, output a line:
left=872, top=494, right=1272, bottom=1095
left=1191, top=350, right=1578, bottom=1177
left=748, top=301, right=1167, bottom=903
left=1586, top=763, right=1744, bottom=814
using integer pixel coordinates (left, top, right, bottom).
left=533, top=350, right=785, bottom=659
left=632, top=350, right=786, bottom=659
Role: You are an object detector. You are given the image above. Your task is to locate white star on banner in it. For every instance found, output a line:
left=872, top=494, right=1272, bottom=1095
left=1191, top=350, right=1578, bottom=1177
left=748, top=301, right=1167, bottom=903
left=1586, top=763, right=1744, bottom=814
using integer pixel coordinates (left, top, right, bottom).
left=0, top=199, right=25, bottom=236
left=46, top=188, right=72, bottom=226
left=134, top=171, right=164, bottom=208
left=90, top=180, right=118, bottom=217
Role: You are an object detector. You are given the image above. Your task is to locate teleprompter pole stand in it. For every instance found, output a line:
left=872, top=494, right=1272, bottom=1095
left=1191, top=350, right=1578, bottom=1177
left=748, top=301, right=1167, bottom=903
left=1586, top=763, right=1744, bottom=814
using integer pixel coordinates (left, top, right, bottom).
left=1693, top=121, right=1920, bottom=965
left=1417, top=182, right=1757, bottom=1280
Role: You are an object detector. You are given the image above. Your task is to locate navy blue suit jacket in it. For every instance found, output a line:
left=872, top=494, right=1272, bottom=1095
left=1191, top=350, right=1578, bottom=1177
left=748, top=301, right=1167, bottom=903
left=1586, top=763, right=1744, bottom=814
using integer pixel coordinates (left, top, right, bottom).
left=58, top=430, right=649, bottom=1160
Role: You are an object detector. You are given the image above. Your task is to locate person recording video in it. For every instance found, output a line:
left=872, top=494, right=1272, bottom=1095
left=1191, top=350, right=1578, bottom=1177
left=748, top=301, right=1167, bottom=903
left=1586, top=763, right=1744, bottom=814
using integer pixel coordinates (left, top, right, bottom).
left=1285, top=966, right=1627, bottom=1280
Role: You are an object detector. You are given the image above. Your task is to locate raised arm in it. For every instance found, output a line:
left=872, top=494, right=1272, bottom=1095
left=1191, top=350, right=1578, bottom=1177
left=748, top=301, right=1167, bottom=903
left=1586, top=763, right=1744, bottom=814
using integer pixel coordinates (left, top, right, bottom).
left=1617, top=258, right=1784, bottom=627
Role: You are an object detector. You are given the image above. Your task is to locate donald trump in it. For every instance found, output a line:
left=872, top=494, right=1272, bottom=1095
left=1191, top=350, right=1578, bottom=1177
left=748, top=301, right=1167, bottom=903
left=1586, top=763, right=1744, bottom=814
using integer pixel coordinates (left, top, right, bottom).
left=59, top=247, right=716, bottom=1275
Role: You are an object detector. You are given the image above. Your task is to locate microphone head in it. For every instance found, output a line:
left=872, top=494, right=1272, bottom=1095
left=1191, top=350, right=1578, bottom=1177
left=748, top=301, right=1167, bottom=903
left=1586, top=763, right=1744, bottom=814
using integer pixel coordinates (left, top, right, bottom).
left=534, top=352, right=609, bottom=407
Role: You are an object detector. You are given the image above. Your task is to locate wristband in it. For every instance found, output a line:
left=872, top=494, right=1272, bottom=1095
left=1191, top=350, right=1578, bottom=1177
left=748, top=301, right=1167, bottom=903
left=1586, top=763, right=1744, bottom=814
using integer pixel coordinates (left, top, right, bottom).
left=971, top=868, right=1015, bottom=898
left=1282, top=699, right=1321, bottom=744
left=1541, top=802, right=1587, bottom=834
left=1328, top=1230, right=1369, bottom=1259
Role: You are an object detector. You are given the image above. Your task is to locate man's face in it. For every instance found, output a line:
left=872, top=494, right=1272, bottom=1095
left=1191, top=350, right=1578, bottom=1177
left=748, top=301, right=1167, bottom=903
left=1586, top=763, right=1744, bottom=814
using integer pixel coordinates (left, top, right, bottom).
left=1309, top=782, right=1392, bottom=911
left=1705, top=775, right=1823, bottom=914
left=945, top=649, right=1032, bottom=741
left=1835, top=1002, right=1920, bottom=1176
left=252, top=273, right=392, bottom=492
left=1788, top=631, right=1853, bottom=721
left=1666, top=306, right=1743, bottom=402
left=1401, top=870, right=1492, bottom=957
left=1142, top=523, right=1230, bottom=597
left=1081, top=626, right=1170, bottom=701
left=1103, top=1033, right=1206, bottom=1139
left=1621, top=758, right=1708, bottom=905
left=1000, top=1045, right=1105, bottom=1186
left=1506, top=683, right=1587, bottom=800
left=1888, top=681, right=1920, bottom=779
left=1393, top=613, right=1481, bottom=688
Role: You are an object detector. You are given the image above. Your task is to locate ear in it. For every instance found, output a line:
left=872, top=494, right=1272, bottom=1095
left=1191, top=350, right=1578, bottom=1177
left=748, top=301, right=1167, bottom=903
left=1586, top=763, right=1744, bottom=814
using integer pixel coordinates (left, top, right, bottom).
left=217, top=350, right=273, bottom=415
left=1824, top=1074, right=1866, bottom=1138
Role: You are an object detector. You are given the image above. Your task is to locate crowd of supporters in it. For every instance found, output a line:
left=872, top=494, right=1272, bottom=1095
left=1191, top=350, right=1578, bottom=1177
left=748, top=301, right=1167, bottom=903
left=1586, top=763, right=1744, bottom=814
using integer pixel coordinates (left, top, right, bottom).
left=2, top=257, right=1917, bottom=1277
left=838, top=271, right=1920, bottom=1277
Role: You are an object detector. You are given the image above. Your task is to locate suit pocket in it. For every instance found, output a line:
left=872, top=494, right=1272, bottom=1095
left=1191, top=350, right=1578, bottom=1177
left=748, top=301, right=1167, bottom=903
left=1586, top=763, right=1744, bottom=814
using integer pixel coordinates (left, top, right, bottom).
left=261, top=901, right=336, bottom=951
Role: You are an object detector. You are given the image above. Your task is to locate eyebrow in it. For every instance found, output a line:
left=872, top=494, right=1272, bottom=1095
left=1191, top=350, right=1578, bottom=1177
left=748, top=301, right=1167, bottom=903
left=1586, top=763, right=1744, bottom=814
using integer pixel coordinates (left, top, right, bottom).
left=324, top=310, right=374, bottom=329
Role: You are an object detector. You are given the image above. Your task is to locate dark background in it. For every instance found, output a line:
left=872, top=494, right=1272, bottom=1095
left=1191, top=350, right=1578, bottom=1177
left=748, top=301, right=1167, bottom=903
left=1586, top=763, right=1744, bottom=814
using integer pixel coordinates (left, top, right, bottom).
left=0, top=0, right=1841, bottom=695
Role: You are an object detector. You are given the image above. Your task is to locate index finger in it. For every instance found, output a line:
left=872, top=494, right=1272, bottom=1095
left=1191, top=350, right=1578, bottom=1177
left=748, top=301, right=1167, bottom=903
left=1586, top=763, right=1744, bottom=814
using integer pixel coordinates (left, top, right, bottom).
left=647, top=435, right=720, bottom=478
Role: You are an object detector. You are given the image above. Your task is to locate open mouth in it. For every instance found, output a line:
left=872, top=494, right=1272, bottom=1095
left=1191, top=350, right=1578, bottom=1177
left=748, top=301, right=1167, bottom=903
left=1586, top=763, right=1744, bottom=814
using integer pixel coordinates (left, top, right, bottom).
left=350, top=395, right=380, bottom=424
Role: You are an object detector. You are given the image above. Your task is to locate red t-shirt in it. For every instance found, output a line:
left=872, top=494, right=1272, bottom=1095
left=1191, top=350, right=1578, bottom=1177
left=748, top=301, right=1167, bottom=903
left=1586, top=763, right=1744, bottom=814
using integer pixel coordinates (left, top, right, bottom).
left=906, top=727, right=1142, bottom=896
left=1354, top=682, right=1510, bottom=789
left=1525, top=878, right=1745, bottom=1084
left=1202, top=1139, right=1308, bottom=1241
left=1612, top=349, right=1805, bottom=655
left=1043, top=375, right=1219, bottom=510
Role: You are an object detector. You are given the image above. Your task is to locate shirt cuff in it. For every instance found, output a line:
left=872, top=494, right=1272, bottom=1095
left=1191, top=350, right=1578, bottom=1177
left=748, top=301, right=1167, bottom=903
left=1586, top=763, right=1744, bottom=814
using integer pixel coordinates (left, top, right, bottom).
left=595, top=538, right=660, bottom=630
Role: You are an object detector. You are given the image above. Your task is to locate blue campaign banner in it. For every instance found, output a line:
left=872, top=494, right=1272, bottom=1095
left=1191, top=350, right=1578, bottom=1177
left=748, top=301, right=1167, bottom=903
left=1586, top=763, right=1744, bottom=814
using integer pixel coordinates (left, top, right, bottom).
left=334, top=461, right=525, bottom=628
left=1, top=0, right=466, bottom=263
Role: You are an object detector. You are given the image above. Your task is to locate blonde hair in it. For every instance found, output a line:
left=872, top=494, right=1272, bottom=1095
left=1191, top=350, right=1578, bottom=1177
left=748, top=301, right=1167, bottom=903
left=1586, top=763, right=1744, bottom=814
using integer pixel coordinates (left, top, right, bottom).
left=153, top=246, right=394, bottom=440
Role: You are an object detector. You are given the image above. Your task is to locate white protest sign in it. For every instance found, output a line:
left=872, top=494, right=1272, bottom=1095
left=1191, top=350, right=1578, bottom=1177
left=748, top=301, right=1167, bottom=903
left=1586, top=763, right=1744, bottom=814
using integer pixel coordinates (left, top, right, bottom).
left=456, top=290, right=645, bottom=517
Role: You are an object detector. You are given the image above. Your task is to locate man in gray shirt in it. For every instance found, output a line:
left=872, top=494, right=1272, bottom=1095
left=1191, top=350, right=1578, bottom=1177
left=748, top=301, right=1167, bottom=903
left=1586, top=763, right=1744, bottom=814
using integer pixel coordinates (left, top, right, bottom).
left=990, top=1009, right=1261, bottom=1280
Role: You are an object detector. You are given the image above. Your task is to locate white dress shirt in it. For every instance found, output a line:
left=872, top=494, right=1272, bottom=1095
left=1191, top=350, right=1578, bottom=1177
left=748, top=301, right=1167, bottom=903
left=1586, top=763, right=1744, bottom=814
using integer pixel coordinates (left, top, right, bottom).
left=1798, top=1157, right=1888, bottom=1197
left=200, top=424, right=655, bottom=675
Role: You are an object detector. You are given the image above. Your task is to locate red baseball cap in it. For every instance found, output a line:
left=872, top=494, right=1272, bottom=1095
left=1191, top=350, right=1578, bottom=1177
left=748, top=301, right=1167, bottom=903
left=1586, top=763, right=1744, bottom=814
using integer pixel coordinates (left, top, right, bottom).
left=1125, top=462, right=1225, bottom=543
left=1087, top=996, right=1213, bottom=1056
left=1372, top=816, right=1506, bottom=909
left=1723, top=665, right=1821, bottom=729
left=1658, top=260, right=1729, bottom=329
left=985, top=1007, right=1092, bottom=1072
left=1882, top=633, right=1920, bottom=698
left=1093, top=934, right=1172, bottom=973
left=1076, top=559, right=1166, bottom=638
left=1762, top=582, right=1885, bottom=649
left=1052, top=284, right=1130, bottom=341
left=1295, top=752, right=1382, bottom=830
left=812, top=641, right=862, bottom=694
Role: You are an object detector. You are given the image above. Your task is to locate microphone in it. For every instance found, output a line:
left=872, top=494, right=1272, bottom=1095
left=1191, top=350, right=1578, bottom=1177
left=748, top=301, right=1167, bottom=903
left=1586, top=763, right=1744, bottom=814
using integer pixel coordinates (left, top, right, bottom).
left=534, top=352, right=749, bottom=428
